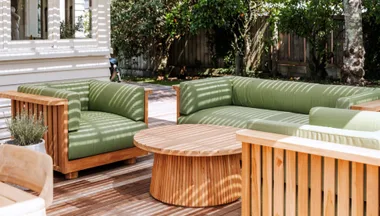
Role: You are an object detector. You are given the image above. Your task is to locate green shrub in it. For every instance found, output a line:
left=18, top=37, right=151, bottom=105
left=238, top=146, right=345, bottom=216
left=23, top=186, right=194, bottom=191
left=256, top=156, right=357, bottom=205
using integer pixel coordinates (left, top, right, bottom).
left=6, top=110, right=48, bottom=146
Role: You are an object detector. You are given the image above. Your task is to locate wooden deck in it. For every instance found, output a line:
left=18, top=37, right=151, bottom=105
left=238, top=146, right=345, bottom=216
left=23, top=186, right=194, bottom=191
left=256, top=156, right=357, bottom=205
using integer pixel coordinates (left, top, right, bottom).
left=47, top=83, right=241, bottom=216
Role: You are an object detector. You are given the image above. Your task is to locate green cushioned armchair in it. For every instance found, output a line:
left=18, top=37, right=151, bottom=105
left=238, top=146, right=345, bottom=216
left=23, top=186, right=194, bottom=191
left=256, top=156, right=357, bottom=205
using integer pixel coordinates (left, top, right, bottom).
left=1, top=80, right=152, bottom=179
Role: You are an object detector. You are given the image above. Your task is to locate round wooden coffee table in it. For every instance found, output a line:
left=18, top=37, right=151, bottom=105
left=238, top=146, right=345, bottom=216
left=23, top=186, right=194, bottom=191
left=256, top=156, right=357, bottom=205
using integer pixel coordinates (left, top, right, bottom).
left=133, top=124, right=242, bottom=207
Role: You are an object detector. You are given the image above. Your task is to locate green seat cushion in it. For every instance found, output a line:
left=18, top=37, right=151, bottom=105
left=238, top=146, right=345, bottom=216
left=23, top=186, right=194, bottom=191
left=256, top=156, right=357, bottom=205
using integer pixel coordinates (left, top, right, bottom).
left=89, top=81, right=145, bottom=122
left=68, top=111, right=147, bottom=160
left=310, top=107, right=380, bottom=131
left=232, top=76, right=375, bottom=114
left=18, top=85, right=81, bottom=132
left=247, top=119, right=380, bottom=150
left=180, top=77, right=233, bottom=115
left=48, top=80, right=91, bottom=111
left=178, top=105, right=308, bottom=128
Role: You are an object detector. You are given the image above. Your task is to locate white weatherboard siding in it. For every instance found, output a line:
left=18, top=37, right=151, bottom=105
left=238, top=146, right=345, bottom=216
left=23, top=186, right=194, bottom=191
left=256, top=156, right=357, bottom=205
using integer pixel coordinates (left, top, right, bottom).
left=0, top=0, right=111, bottom=141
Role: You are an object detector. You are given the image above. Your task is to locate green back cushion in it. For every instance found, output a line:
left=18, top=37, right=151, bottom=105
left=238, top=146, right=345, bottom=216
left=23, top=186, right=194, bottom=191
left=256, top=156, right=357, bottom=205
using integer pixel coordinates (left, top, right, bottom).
left=48, top=80, right=91, bottom=111
left=310, top=107, right=380, bottom=131
left=178, top=106, right=308, bottom=128
left=247, top=119, right=380, bottom=149
left=232, top=76, right=373, bottom=114
left=180, top=77, right=233, bottom=115
left=88, top=81, right=145, bottom=121
left=18, top=85, right=81, bottom=132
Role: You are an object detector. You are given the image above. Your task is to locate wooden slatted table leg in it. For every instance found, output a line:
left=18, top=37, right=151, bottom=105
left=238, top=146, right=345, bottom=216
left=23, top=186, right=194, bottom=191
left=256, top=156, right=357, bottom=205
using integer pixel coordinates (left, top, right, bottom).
left=150, top=153, right=241, bottom=207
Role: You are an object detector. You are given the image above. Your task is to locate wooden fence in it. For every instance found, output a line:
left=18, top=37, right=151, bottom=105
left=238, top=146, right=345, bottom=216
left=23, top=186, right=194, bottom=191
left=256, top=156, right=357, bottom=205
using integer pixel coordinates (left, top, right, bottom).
left=276, top=18, right=344, bottom=76
left=120, top=18, right=345, bottom=77
left=168, top=30, right=216, bottom=68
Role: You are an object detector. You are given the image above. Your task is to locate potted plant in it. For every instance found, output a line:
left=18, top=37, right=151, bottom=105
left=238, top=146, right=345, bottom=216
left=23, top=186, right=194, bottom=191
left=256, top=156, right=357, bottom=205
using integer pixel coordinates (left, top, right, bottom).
left=5, top=109, right=48, bottom=153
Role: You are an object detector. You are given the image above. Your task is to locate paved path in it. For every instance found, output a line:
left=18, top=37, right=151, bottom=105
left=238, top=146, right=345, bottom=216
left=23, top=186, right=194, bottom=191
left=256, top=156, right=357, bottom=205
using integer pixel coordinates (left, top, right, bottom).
left=125, top=82, right=177, bottom=127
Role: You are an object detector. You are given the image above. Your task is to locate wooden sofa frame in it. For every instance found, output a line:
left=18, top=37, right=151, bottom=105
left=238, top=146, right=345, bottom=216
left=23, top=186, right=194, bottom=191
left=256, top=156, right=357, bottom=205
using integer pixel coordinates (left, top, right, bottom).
left=237, top=129, right=380, bottom=216
left=0, top=89, right=152, bottom=179
left=172, top=85, right=180, bottom=123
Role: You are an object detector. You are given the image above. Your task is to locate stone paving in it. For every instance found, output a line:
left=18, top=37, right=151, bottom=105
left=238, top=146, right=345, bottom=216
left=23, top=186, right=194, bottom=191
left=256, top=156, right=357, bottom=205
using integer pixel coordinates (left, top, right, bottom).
left=125, top=82, right=177, bottom=127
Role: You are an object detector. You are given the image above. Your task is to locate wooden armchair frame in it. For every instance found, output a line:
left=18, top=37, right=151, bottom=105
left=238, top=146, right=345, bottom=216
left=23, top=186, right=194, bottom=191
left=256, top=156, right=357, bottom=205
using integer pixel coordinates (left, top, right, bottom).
left=237, top=129, right=380, bottom=216
left=0, top=89, right=152, bottom=179
left=172, top=85, right=180, bottom=123
left=0, top=144, right=53, bottom=214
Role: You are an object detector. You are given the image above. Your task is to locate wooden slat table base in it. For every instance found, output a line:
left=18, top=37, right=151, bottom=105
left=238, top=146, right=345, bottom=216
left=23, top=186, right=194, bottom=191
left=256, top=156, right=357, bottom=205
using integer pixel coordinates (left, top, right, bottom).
left=150, top=153, right=241, bottom=207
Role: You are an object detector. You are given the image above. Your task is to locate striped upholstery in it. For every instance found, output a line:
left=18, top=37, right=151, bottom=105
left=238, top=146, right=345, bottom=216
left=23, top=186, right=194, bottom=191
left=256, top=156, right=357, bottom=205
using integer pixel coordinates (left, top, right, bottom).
left=232, top=76, right=377, bottom=114
left=68, top=111, right=147, bottom=160
left=48, top=80, right=91, bottom=111
left=17, top=85, right=82, bottom=132
left=89, top=81, right=145, bottom=122
left=178, top=106, right=309, bottom=128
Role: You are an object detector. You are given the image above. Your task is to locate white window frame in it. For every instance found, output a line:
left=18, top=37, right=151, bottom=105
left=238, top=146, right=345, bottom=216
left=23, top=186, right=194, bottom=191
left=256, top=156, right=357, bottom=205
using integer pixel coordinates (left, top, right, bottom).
left=0, top=0, right=110, bottom=61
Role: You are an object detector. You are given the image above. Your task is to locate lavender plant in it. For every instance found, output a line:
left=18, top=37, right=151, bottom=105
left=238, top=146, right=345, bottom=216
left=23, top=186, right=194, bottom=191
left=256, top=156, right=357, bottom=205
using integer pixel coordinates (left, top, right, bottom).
left=6, top=109, right=48, bottom=146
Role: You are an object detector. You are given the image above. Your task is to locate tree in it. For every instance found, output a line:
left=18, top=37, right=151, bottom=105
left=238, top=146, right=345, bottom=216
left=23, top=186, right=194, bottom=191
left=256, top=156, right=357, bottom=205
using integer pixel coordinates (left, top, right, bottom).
left=276, top=0, right=341, bottom=79
left=190, top=0, right=270, bottom=76
left=360, top=0, right=380, bottom=80
left=341, top=0, right=365, bottom=85
left=111, top=0, right=183, bottom=72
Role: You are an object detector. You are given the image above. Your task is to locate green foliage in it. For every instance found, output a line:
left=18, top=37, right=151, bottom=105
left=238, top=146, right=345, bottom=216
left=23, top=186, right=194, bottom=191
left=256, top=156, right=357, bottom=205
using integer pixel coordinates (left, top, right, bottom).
left=60, top=16, right=83, bottom=39
left=83, top=10, right=92, bottom=38
left=189, top=0, right=272, bottom=74
left=363, top=0, right=380, bottom=25
left=363, top=0, right=380, bottom=79
left=6, top=110, right=48, bottom=146
left=165, top=1, right=192, bottom=37
left=276, top=0, right=342, bottom=77
left=190, top=0, right=245, bottom=31
left=111, top=0, right=185, bottom=71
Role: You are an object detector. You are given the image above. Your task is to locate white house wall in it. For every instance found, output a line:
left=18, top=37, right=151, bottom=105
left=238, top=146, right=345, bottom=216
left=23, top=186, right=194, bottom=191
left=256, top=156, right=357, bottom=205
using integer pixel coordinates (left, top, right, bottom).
left=0, top=0, right=111, bottom=141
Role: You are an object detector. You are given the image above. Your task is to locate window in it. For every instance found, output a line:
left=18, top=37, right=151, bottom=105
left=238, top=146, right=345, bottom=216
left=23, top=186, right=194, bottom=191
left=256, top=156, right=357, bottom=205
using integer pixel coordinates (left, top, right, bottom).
left=11, top=0, right=48, bottom=40
left=60, top=0, right=92, bottom=39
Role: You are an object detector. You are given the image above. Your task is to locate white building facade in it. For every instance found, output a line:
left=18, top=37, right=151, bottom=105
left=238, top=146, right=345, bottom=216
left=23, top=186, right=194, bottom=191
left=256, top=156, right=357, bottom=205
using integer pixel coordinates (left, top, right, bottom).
left=0, top=0, right=111, bottom=140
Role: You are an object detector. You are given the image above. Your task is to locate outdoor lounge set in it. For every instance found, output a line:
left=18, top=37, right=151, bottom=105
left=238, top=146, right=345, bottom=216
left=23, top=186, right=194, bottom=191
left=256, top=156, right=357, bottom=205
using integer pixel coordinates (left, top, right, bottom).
left=1, top=77, right=380, bottom=215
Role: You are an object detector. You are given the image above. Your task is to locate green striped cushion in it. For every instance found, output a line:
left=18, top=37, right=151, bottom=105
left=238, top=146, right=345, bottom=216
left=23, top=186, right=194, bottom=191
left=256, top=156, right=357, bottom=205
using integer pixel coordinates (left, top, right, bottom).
left=18, top=85, right=81, bottom=132
left=48, top=80, right=91, bottom=111
left=89, top=81, right=145, bottom=121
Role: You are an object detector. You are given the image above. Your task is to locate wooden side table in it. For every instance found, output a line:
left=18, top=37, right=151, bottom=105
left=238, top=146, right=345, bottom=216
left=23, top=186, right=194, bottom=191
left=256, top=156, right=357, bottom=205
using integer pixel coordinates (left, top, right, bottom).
left=133, top=124, right=242, bottom=207
left=351, top=100, right=380, bottom=112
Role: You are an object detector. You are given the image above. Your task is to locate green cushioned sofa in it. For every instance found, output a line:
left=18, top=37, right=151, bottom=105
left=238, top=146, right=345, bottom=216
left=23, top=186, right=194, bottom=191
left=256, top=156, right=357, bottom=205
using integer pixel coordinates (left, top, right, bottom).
left=173, top=76, right=380, bottom=128
left=5, top=80, right=152, bottom=179
left=173, top=77, right=380, bottom=213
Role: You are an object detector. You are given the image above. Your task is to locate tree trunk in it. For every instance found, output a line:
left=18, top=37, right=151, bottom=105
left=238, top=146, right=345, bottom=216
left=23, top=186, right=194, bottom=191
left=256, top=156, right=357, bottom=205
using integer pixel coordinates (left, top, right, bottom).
left=271, top=21, right=279, bottom=76
left=235, top=51, right=243, bottom=76
left=342, top=0, right=365, bottom=85
left=243, top=18, right=269, bottom=74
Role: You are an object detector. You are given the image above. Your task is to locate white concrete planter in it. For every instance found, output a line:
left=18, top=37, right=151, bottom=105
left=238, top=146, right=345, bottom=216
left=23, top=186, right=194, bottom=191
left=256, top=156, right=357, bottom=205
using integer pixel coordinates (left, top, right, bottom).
left=4, top=139, right=46, bottom=154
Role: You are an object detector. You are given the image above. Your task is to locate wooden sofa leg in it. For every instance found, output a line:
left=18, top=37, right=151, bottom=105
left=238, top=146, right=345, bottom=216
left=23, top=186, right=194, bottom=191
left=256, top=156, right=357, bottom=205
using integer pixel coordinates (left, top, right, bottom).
left=65, top=172, right=79, bottom=180
left=124, top=157, right=137, bottom=165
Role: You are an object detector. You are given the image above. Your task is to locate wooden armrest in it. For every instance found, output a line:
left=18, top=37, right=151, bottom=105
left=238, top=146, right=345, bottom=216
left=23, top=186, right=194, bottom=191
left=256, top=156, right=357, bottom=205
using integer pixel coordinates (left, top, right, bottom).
left=172, top=85, right=180, bottom=122
left=236, top=129, right=380, bottom=166
left=144, top=88, right=153, bottom=95
left=172, top=85, right=180, bottom=91
left=351, top=100, right=380, bottom=111
left=0, top=145, right=53, bottom=207
left=0, top=91, right=67, bottom=106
